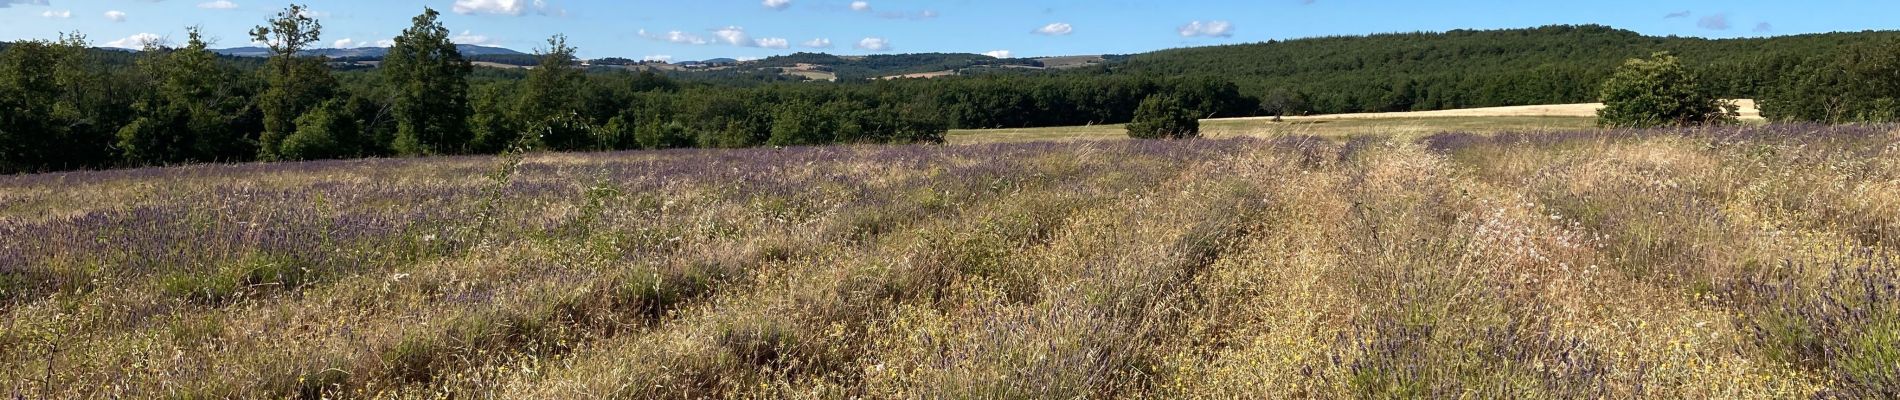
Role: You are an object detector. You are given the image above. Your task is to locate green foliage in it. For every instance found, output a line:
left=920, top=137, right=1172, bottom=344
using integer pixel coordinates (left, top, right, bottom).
left=467, top=82, right=521, bottom=153
left=1259, top=88, right=1312, bottom=120
left=596, top=115, right=638, bottom=150
left=119, top=27, right=256, bottom=165
left=516, top=35, right=591, bottom=151
left=0, top=34, right=127, bottom=173
left=1596, top=52, right=1737, bottom=128
left=160, top=253, right=313, bottom=306
left=768, top=100, right=836, bottom=146
left=1111, top=25, right=1885, bottom=114
left=1762, top=39, right=1900, bottom=123
left=1126, top=94, right=1200, bottom=139
left=279, top=99, right=363, bottom=160
left=253, top=4, right=338, bottom=161
left=386, top=8, right=473, bottom=156
left=19, top=24, right=1900, bottom=174
left=635, top=120, right=694, bottom=150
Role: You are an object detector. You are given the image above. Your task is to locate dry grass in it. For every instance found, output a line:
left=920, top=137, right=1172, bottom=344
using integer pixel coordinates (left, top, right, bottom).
left=950, top=100, right=1761, bottom=145
left=950, top=116, right=1602, bottom=144
left=1, top=124, right=1896, bottom=398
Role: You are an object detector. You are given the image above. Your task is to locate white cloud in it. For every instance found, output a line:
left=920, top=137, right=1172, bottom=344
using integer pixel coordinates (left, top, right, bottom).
left=452, top=0, right=551, bottom=16
left=642, top=55, right=673, bottom=63
left=737, top=56, right=761, bottom=62
left=1033, top=22, right=1072, bottom=36
left=855, top=37, right=890, bottom=51
left=640, top=29, right=710, bottom=45
left=333, top=38, right=358, bottom=48
left=105, top=33, right=163, bottom=49
left=197, top=1, right=237, bottom=10
left=0, top=0, right=49, bottom=8
left=762, top=0, right=790, bottom=10
left=39, top=9, right=70, bottom=18
left=801, top=38, right=832, bottom=48
left=849, top=1, right=869, bottom=11
left=982, top=50, right=1011, bottom=58
left=104, top=10, right=127, bottom=22
left=1178, top=20, right=1233, bottom=38
left=375, top=39, right=397, bottom=47
left=451, top=30, right=498, bottom=46
left=712, top=26, right=752, bottom=46
left=706, top=27, right=787, bottom=48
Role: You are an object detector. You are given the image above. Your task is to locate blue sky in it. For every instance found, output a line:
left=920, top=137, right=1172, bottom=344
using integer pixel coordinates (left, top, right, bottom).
left=4, top=0, right=1899, bottom=61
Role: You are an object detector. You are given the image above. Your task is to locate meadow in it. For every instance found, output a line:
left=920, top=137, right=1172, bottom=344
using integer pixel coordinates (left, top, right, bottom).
left=2, top=123, right=1897, bottom=398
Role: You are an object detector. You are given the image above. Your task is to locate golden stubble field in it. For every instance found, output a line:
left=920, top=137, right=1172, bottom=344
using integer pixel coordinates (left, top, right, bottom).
left=949, top=100, right=1764, bottom=144
left=1, top=123, right=1896, bottom=398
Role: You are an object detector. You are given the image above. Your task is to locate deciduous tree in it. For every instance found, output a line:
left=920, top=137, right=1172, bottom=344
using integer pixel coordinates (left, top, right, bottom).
left=252, top=4, right=338, bottom=160
left=1597, top=52, right=1737, bottom=128
left=385, top=8, right=472, bottom=156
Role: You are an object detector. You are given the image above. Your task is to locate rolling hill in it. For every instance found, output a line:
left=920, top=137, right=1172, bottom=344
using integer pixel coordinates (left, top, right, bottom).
left=1100, top=25, right=1900, bottom=113
left=210, top=44, right=526, bottom=58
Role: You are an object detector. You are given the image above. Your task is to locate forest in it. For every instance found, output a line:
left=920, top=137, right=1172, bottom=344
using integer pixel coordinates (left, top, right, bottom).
left=5, top=13, right=1900, bottom=173
left=1104, top=24, right=1900, bottom=114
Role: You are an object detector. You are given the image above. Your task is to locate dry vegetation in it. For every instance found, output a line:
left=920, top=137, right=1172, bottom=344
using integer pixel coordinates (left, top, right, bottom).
left=2, top=124, right=1898, bottom=398
left=949, top=100, right=1764, bottom=145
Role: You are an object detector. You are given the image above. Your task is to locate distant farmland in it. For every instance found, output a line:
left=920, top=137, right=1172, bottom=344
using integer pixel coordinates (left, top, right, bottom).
left=2, top=124, right=1895, bottom=397
left=951, top=100, right=1763, bottom=144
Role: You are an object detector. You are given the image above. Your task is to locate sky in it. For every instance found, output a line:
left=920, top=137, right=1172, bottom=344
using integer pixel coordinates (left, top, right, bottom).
left=4, top=0, right=1900, bottom=61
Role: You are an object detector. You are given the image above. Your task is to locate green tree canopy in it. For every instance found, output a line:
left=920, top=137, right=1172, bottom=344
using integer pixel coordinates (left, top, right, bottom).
left=252, top=4, right=337, bottom=160
left=119, top=27, right=254, bottom=165
left=1761, top=39, right=1900, bottom=123
left=1126, top=94, right=1200, bottom=140
left=0, top=33, right=122, bottom=173
left=516, top=35, right=589, bottom=151
left=385, top=8, right=473, bottom=156
left=1596, top=52, right=1737, bottom=128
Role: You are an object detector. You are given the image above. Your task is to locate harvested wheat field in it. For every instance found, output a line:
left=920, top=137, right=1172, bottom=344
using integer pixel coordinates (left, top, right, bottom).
left=2, top=124, right=1898, bottom=398
left=1250, top=99, right=1764, bottom=121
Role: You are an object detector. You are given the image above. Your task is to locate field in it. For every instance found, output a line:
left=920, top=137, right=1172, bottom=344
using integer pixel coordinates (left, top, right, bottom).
left=949, top=100, right=1762, bottom=144
left=2, top=124, right=1898, bottom=398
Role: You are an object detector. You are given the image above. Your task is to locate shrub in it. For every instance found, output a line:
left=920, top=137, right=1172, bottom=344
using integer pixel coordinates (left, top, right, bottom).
left=1596, top=52, right=1737, bottom=128
left=635, top=121, right=694, bottom=149
left=596, top=115, right=639, bottom=150
left=280, top=100, right=362, bottom=161
left=768, top=101, right=835, bottom=146
left=1127, top=94, right=1201, bottom=139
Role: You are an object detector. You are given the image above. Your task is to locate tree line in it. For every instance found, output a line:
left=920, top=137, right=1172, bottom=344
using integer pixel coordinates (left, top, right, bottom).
left=1098, top=25, right=1900, bottom=116
left=0, top=5, right=1259, bottom=173
left=10, top=18, right=1900, bottom=173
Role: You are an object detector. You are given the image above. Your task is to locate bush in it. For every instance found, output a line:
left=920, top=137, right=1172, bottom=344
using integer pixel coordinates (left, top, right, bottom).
left=1596, top=52, right=1737, bottom=128
left=597, top=115, right=639, bottom=150
left=1126, top=94, right=1201, bottom=139
left=635, top=121, right=695, bottom=150
left=280, top=100, right=362, bottom=161
left=768, top=101, right=835, bottom=146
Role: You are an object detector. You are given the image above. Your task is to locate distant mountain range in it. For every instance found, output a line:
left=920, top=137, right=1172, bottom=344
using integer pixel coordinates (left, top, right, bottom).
left=210, top=44, right=527, bottom=58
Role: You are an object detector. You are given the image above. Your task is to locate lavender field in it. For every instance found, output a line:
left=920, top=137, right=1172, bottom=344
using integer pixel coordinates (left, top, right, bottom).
left=1, top=125, right=1897, bottom=398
